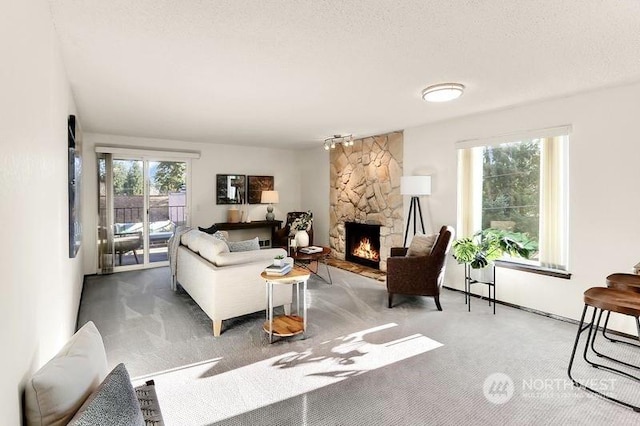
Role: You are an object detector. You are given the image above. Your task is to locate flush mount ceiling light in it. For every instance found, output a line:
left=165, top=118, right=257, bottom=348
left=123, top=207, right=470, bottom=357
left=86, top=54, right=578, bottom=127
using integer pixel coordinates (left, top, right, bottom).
left=324, top=134, right=354, bottom=150
left=421, top=83, right=465, bottom=102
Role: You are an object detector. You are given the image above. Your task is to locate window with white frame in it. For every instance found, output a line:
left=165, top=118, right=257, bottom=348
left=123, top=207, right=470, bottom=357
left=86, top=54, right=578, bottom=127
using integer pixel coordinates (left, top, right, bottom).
left=457, top=127, right=569, bottom=271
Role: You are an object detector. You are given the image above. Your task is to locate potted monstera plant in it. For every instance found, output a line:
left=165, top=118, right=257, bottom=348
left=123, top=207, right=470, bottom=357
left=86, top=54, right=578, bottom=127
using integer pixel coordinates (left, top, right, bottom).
left=452, top=228, right=537, bottom=280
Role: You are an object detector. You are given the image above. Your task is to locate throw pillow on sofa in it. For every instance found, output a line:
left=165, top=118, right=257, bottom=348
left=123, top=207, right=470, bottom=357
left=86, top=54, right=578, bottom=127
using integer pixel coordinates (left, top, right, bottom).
left=25, top=321, right=108, bottom=426
left=198, top=233, right=231, bottom=263
left=227, top=237, right=261, bottom=252
left=180, top=229, right=200, bottom=248
left=67, top=363, right=144, bottom=426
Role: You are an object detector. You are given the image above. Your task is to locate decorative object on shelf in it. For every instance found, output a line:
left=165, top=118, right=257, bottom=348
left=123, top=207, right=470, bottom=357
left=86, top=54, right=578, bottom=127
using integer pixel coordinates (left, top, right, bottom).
left=216, top=174, right=246, bottom=204
left=323, top=134, right=354, bottom=150
left=452, top=228, right=537, bottom=269
left=401, top=175, right=432, bottom=247
left=248, top=175, right=274, bottom=204
left=421, top=83, right=465, bottom=102
left=227, top=206, right=241, bottom=223
left=261, top=190, right=279, bottom=221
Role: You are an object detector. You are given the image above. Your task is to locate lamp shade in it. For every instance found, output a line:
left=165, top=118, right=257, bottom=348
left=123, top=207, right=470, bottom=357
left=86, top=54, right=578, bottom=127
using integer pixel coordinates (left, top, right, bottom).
left=401, top=176, right=431, bottom=195
left=261, top=190, right=279, bottom=204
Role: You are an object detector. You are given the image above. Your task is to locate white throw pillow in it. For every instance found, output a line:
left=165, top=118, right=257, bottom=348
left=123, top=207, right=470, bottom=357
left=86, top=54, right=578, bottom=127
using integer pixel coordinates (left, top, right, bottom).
left=25, top=321, right=108, bottom=426
left=406, top=232, right=439, bottom=257
left=180, top=229, right=199, bottom=246
left=198, top=233, right=230, bottom=263
left=186, top=230, right=206, bottom=253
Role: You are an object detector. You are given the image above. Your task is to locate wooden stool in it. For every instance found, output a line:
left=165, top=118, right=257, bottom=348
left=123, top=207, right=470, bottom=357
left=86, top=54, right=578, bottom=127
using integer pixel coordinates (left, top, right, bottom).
left=601, top=274, right=640, bottom=346
left=567, top=287, right=640, bottom=412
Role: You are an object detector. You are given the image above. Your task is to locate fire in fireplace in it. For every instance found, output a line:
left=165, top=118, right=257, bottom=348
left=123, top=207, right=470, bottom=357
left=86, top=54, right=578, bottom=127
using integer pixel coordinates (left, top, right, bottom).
left=345, top=222, right=381, bottom=269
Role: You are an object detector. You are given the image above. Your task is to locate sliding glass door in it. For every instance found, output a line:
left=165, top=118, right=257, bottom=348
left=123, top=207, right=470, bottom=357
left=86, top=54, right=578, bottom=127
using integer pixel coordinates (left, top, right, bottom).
left=148, top=161, right=187, bottom=265
left=98, top=154, right=189, bottom=272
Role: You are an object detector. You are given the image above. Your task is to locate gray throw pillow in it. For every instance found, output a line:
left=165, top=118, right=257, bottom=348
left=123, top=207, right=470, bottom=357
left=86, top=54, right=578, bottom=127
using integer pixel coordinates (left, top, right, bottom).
left=68, top=363, right=144, bottom=426
left=227, top=237, right=261, bottom=252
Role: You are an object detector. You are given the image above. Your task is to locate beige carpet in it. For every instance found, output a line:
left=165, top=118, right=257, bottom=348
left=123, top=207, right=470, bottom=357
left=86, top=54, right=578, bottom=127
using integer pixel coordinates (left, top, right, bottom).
left=326, top=257, right=387, bottom=282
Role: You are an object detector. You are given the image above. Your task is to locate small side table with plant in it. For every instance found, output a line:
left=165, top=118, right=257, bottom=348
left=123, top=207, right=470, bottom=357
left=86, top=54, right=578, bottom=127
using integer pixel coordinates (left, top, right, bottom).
left=452, top=228, right=537, bottom=313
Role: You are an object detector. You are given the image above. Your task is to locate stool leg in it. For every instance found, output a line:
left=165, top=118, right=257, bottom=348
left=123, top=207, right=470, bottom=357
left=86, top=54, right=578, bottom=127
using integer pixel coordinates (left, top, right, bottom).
left=590, top=311, right=640, bottom=371
left=568, top=304, right=590, bottom=385
left=601, top=310, right=640, bottom=349
left=569, top=305, right=640, bottom=412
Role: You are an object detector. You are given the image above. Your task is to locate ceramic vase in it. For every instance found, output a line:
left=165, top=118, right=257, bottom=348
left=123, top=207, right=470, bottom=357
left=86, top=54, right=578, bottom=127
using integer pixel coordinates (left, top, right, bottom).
left=295, top=230, right=309, bottom=247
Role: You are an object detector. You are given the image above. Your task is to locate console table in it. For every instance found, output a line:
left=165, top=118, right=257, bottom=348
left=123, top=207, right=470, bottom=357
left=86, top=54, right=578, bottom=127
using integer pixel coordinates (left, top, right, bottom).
left=215, top=220, right=283, bottom=247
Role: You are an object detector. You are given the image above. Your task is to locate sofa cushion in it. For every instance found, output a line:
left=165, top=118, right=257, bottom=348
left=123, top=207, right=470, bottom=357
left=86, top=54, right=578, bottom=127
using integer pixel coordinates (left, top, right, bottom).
left=199, top=233, right=231, bottom=263
left=25, top=321, right=109, bottom=426
left=406, top=232, right=439, bottom=257
left=227, top=237, right=261, bottom=252
left=186, top=230, right=206, bottom=252
left=180, top=229, right=199, bottom=247
left=67, top=363, right=144, bottom=426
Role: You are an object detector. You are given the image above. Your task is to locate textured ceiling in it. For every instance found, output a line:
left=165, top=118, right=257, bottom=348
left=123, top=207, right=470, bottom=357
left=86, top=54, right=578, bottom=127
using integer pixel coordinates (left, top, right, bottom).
left=48, top=0, right=640, bottom=149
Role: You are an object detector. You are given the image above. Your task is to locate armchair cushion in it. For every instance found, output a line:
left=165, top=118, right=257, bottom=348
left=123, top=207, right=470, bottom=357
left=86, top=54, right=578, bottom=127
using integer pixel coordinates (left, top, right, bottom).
left=406, top=232, right=438, bottom=257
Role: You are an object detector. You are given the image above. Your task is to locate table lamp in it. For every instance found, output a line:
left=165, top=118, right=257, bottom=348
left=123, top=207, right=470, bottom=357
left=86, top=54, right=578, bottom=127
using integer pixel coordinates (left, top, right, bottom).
left=261, top=190, right=279, bottom=221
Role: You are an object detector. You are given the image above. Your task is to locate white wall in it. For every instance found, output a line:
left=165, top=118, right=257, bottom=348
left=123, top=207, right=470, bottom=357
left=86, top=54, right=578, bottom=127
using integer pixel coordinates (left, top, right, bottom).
left=82, top=134, right=304, bottom=273
left=404, top=82, right=640, bottom=334
left=297, top=146, right=331, bottom=246
left=0, top=1, right=83, bottom=424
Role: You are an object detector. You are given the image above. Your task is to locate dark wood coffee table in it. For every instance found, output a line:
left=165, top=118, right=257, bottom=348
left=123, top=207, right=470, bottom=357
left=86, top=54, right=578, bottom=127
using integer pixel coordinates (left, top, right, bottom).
left=290, top=246, right=333, bottom=285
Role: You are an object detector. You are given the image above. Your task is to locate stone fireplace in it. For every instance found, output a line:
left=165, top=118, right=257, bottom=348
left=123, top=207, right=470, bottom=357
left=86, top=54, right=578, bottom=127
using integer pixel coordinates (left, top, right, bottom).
left=345, top=222, right=381, bottom=269
left=329, top=131, right=403, bottom=272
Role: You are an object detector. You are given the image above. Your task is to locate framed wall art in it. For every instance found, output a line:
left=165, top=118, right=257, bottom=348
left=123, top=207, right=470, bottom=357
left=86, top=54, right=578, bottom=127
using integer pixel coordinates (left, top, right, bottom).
left=68, top=114, right=82, bottom=258
left=216, top=174, right=246, bottom=204
left=247, top=175, right=274, bottom=204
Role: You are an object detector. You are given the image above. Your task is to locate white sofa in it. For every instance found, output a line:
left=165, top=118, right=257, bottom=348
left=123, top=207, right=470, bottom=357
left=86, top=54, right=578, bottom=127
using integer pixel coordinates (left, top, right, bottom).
left=175, top=229, right=292, bottom=336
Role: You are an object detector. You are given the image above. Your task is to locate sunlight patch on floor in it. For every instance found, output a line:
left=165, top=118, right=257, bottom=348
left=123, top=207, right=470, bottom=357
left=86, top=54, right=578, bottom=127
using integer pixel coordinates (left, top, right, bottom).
left=154, top=323, right=442, bottom=425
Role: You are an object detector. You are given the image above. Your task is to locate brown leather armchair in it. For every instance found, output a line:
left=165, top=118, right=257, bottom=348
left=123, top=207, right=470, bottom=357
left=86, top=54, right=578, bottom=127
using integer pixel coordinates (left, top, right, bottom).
left=386, top=225, right=455, bottom=310
left=272, top=211, right=314, bottom=248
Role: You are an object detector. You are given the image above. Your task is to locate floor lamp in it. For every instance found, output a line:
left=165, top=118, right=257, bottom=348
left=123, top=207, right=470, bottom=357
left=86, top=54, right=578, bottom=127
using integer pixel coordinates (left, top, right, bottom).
left=401, top=176, right=432, bottom=247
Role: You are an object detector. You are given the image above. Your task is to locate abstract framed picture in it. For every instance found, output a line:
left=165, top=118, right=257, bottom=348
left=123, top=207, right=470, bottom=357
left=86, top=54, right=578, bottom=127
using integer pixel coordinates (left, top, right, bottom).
left=216, top=174, right=246, bottom=204
left=247, top=175, right=274, bottom=204
left=68, top=114, right=82, bottom=258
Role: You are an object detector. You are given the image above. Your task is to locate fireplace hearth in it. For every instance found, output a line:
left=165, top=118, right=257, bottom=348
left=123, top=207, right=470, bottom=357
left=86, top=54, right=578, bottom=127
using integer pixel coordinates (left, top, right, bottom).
left=345, top=222, right=381, bottom=269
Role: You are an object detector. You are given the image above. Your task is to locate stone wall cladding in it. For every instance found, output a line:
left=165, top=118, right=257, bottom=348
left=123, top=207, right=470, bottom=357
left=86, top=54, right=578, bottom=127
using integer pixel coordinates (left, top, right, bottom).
left=329, top=131, right=403, bottom=271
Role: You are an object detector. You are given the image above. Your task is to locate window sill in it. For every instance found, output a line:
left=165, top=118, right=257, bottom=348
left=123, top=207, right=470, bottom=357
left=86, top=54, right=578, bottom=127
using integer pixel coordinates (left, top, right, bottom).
left=494, top=260, right=572, bottom=279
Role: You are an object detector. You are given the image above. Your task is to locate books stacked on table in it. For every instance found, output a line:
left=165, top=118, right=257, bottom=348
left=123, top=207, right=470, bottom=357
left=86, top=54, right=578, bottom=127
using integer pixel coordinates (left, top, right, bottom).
left=264, top=262, right=292, bottom=276
left=299, top=246, right=323, bottom=254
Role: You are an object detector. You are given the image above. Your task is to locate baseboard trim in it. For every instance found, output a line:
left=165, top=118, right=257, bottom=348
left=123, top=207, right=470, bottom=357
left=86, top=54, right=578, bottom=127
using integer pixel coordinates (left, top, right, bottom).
left=442, top=285, right=638, bottom=341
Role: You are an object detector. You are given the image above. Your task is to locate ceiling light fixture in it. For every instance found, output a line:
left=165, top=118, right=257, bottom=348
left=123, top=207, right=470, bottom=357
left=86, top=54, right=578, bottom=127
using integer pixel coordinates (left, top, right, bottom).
left=324, top=134, right=354, bottom=150
left=421, top=83, right=465, bottom=102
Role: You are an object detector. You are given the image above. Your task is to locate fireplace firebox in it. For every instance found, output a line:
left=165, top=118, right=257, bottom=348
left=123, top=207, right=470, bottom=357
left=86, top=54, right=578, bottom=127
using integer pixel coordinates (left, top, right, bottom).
left=345, top=222, right=381, bottom=269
